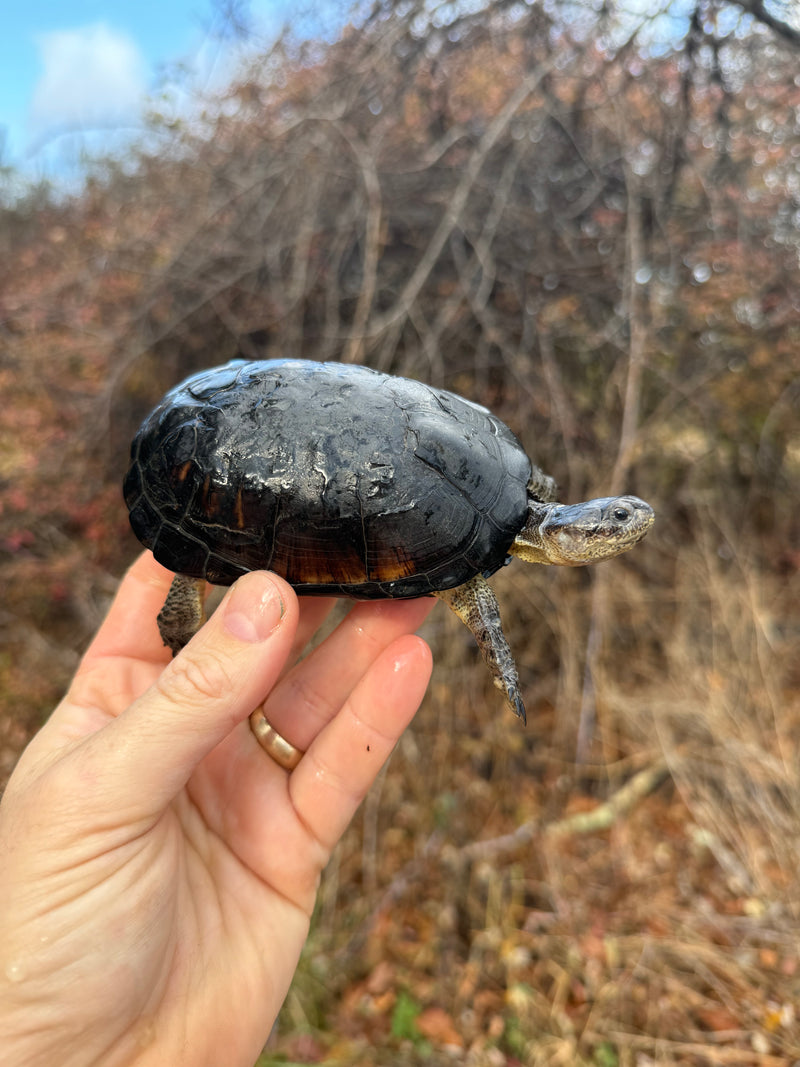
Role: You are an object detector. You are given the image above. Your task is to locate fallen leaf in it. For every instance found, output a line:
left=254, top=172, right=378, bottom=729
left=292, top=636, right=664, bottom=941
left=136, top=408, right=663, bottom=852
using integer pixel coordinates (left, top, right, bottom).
left=416, top=1006, right=464, bottom=1048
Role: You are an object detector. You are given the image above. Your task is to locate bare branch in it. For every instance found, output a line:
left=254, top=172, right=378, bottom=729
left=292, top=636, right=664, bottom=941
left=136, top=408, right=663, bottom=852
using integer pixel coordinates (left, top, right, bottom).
left=369, top=58, right=557, bottom=339
left=729, top=0, right=800, bottom=47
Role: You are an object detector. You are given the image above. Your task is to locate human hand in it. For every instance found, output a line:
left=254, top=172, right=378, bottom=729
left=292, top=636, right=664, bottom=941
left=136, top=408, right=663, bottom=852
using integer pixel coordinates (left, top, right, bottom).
left=0, top=552, right=433, bottom=1067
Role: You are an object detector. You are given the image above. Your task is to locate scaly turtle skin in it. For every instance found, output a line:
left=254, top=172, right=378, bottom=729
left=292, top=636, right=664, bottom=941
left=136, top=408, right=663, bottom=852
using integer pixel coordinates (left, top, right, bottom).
left=124, top=359, right=655, bottom=721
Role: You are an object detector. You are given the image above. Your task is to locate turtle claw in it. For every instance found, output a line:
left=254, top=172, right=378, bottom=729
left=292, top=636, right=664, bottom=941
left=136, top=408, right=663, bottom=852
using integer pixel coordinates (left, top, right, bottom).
left=494, top=676, right=526, bottom=723
left=509, top=688, right=527, bottom=725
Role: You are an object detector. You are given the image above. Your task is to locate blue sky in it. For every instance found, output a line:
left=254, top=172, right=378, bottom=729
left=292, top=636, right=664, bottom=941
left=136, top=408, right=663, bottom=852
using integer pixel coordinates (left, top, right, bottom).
left=0, top=1, right=302, bottom=178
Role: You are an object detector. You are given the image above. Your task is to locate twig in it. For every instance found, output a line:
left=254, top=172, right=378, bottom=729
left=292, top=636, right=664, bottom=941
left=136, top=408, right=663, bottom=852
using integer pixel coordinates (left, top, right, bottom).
left=544, top=760, right=670, bottom=836
left=598, top=1031, right=790, bottom=1065
left=458, top=760, right=671, bottom=861
left=340, top=129, right=383, bottom=364
left=732, top=0, right=800, bottom=48
left=610, top=177, right=649, bottom=494
left=576, top=173, right=650, bottom=764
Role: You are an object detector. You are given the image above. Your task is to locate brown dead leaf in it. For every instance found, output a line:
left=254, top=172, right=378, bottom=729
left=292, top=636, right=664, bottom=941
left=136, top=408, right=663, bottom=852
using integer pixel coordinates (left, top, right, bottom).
left=696, top=1005, right=741, bottom=1032
left=366, top=959, right=395, bottom=996
left=415, top=1006, right=464, bottom=1048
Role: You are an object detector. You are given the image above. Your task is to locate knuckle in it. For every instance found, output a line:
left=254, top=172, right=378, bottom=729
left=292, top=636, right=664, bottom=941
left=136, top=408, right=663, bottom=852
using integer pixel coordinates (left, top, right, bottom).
left=159, top=645, right=231, bottom=708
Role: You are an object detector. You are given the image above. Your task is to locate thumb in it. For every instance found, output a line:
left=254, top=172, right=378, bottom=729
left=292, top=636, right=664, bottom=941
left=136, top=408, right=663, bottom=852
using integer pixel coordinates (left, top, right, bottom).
left=92, top=571, right=299, bottom=813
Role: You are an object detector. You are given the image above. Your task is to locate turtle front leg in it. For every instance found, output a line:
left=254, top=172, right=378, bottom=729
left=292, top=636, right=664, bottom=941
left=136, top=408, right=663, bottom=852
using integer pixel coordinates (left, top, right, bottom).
left=157, top=574, right=207, bottom=655
left=435, top=576, right=526, bottom=723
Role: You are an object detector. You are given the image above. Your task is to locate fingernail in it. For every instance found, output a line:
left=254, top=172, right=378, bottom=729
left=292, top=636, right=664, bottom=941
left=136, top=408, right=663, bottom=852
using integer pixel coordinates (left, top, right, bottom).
left=223, top=574, right=285, bottom=643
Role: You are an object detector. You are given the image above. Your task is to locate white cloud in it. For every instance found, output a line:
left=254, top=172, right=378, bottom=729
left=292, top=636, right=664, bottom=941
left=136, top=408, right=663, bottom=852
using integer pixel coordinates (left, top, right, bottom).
left=28, top=23, right=147, bottom=145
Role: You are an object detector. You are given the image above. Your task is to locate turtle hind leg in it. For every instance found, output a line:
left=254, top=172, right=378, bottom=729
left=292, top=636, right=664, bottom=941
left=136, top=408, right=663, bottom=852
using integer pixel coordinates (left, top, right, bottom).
left=435, top=576, right=526, bottom=723
left=157, top=574, right=207, bottom=655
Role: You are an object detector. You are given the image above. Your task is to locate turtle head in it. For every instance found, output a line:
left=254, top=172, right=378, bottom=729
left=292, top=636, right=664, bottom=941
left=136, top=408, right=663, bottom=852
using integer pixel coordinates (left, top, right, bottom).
left=511, top=495, right=655, bottom=566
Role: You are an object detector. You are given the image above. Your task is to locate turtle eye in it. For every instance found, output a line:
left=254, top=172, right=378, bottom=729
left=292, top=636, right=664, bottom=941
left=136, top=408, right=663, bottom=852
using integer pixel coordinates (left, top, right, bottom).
left=613, top=506, right=631, bottom=522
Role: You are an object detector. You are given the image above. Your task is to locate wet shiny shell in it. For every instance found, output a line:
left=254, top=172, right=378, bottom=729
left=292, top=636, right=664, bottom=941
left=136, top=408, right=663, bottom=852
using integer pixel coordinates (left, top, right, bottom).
left=123, top=359, right=532, bottom=598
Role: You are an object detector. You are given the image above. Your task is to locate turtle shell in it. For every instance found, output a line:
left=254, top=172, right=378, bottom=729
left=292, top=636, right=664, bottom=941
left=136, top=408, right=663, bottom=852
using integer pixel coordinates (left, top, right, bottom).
left=123, top=359, right=532, bottom=598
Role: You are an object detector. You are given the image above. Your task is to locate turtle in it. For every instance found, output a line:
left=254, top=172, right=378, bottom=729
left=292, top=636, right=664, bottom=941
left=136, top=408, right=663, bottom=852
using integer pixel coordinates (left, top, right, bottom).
left=123, top=359, right=654, bottom=722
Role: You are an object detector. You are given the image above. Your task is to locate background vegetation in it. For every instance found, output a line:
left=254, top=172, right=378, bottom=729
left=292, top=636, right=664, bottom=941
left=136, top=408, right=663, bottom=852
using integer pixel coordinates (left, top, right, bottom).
left=1, top=0, right=798, bottom=1062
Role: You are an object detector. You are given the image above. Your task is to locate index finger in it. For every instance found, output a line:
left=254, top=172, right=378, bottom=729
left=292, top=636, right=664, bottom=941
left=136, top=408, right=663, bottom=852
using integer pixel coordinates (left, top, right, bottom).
left=79, top=552, right=175, bottom=669
left=287, top=633, right=433, bottom=851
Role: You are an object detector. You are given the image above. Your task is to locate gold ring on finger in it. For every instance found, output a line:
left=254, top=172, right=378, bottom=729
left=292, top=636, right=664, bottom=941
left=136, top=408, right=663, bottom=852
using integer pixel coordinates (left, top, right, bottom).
left=249, top=710, right=305, bottom=771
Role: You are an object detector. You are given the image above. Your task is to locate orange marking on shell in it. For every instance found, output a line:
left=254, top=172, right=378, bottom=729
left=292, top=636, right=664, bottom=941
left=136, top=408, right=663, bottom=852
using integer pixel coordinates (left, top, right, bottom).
left=234, top=490, right=246, bottom=529
left=200, top=475, right=218, bottom=518
left=368, top=553, right=419, bottom=582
